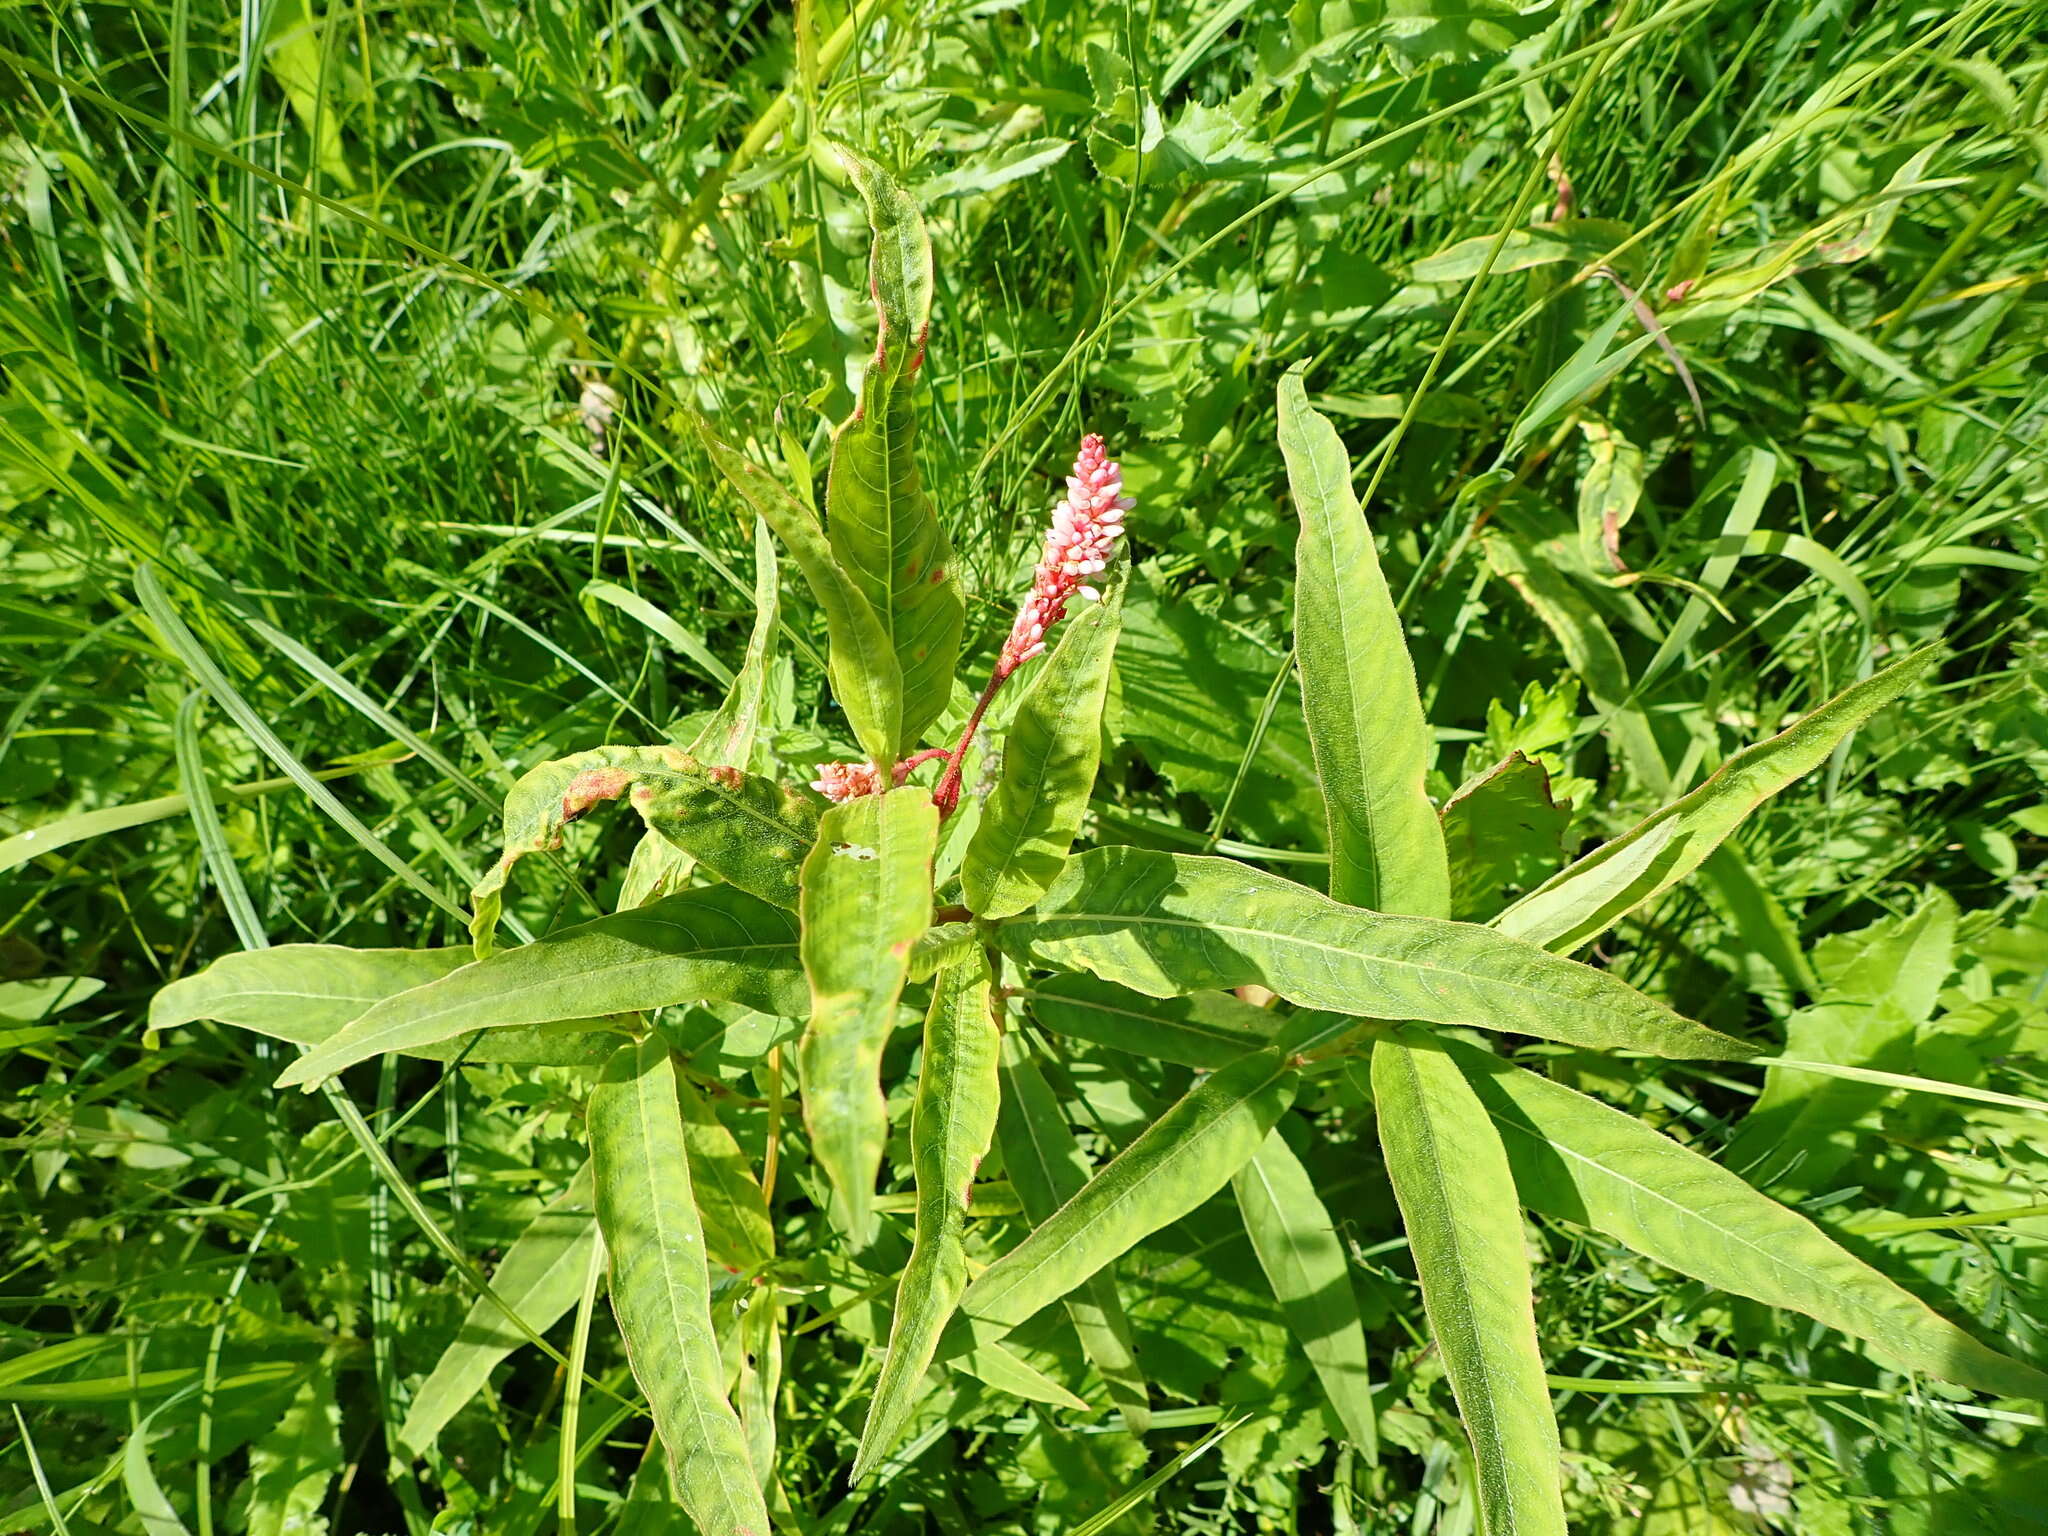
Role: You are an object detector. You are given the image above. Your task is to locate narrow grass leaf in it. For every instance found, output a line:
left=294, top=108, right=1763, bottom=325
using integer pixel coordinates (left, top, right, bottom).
left=964, top=558, right=1126, bottom=919
left=1372, top=1036, right=1565, bottom=1536
left=1278, top=369, right=1448, bottom=916
left=589, top=1038, right=768, bottom=1536
left=857, top=953, right=1002, bottom=1480
left=798, top=788, right=940, bottom=1245
left=1494, top=643, right=1943, bottom=953
left=581, top=579, right=736, bottom=688
left=276, top=888, right=803, bottom=1089
left=1000, top=847, right=1752, bottom=1060
left=1451, top=1040, right=2048, bottom=1400
left=1233, top=1132, right=1378, bottom=1460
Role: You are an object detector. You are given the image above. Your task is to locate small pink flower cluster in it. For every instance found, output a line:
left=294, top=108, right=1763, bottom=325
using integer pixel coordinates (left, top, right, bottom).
left=996, top=433, right=1131, bottom=680
left=810, top=760, right=885, bottom=803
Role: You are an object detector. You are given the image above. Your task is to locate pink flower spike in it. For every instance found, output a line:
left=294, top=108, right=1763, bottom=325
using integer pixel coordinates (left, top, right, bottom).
left=811, top=760, right=885, bottom=803
left=995, top=433, right=1130, bottom=681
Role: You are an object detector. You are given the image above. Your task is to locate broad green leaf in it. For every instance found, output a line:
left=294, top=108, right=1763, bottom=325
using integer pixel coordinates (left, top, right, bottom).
left=275, top=888, right=804, bottom=1089
left=1372, top=1036, right=1565, bottom=1536
left=471, top=744, right=816, bottom=950
left=1441, top=753, right=1573, bottom=922
left=856, top=953, right=1001, bottom=1480
left=798, top=788, right=940, bottom=1244
left=956, top=1044, right=1298, bottom=1337
left=399, top=1164, right=597, bottom=1453
left=1022, top=972, right=1279, bottom=1069
left=1494, top=643, right=1943, bottom=953
left=1279, top=369, right=1448, bottom=916
left=698, top=413, right=902, bottom=767
left=999, top=847, right=1753, bottom=1060
left=995, top=1031, right=1152, bottom=1434
left=824, top=146, right=964, bottom=748
left=589, top=1038, right=767, bottom=1536
left=687, top=515, right=782, bottom=771
left=245, top=1368, right=342, bottom=1536
left=963, top=558, right=1126, bottom=919
left=676, top=1077, right=775, bottom=1270
left=149, top=945, right=626, bottom=1067
left=1232, top=1132, right=1377, bottom=1460
left=1449, top=1039, right=2048, bottom=1400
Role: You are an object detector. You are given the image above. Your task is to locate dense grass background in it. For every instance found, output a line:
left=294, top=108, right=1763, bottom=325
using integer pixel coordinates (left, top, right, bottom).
left=5, top=0, right=2047, bottom=1530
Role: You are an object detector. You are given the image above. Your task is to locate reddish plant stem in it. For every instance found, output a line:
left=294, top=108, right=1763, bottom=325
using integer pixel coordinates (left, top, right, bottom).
left=931, top=667, right=1011, bottom=817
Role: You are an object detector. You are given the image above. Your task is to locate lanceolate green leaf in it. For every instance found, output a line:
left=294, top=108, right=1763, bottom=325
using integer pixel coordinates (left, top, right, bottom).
left=798, top=788, right=940, bottom=1244
left=1278, top=370, right=1449, bottom=916
left=1022, top=973, right=1279, bottom=1069
left=470, top=744, right=816, bottom=950
left=1232, top=1133, right=1378, bottom=1461
left=589, top=1038, right=768, bottom=1536
left=995, top=1031, right=1152, bottom=1433
left=1494, top=643, right=1942, bottom=953
left=1449, top=1039, right=2048, bottom=1400
left=824, top=147, right=964, bottom=748
left=688, top=516, right=781, bottom=771
left=675, top=1077, right=775, bottom=1271
left=1372, top=1036, right=1565, bottom=1536
left=856, top=953, right=1001, bottom=1481
left=698, top=413, right=902, bottom=767
left=963, top=558, right=1126, bottom=919
left=956, top=1044, right=1299, bottom=1336
left=999, top=847, right=1752, bottom=1060
left=398, top=1164, right=596, bottom=1453
left=275, top=888, right=803, bottom=1089
left=151, top=945, right=626, bottom=1066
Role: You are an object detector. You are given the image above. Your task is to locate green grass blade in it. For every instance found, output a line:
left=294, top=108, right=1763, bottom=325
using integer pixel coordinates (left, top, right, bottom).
left=687, top=517, right=781, bottom=771
left=589, top=1038, right=768, bottom=1536
left=1278, top=369, right=1448, bottom=916
left=1372, top=1035, right=1565, bottom=1536
left=1000, top=847, right=1754, bottom=1060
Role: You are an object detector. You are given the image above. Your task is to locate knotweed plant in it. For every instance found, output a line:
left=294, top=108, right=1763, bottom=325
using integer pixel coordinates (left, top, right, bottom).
left=155, top=151, right=2048, bottom=1535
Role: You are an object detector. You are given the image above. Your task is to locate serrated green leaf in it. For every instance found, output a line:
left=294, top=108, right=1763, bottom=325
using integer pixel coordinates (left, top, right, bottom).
left=1494, top=643, right=1944, bottom=953
left=798, top=788, right=940, bottom=1244
left=1449, top=1038, right=2048, bottom=1400
left=995, top=1030, right=1152, bottom=1433
left=399, top=1164, right=597, bottom=1453
left=956, top=1044, right=1298, bottom=1337
left=246, top=1368, right=342, bottom=1536
left=275, top=888, right=803, bottom=1089
left=824, top=146, right=963, bottom=748
left=999, top=847, right=1752, bottom=1060
left=470, top=744, right=817, bottom=950
left=1372, top=1036, right=1565, bottom=1536
left=1279, top=369, right=1448, bottom=916
left=590, top=1038, right=768, bottom=1536
left=856, top=952, right=1001, bottom=1480
left=149, top=945, right=627, bottom=1067
left=1233, top=1132, right=1377, bottom=1460
left=698, top=412, right=902, bottom=767
left=964, top=558, right=1125, bottom=919
left=1022, top=972, right=1279, bottom=1069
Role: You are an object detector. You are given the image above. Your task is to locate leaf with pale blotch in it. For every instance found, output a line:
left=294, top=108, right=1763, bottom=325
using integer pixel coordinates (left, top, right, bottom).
left=856, top=953, right=1001, bottom=1480
left=676, top=1077, right=774, bottom=1271
left=1446, top=1039, right=2048, bottom=1400
left=1022, top=972, right=1278, bottom=1069
left=955, top=1044, right=1298, bottom=1338
left=698, top=413, right=902, bottom=767
left=995, top=1030, right=1152, bottom=1433
left=798, top=789, right=940, bottom=1245
left=275, top=888, right=803, bottom=1090
left=399, top=1164, right=596, bottom=1453
left=1279, top=370, right=1448, bottom=917
left=964, top=558, right=1126, bottom=919
left=689, top=516, right=781, bottom=772
left=999, top=847, right=1753, bottom=1060
left=1233, top=1132, right=1377, bottom=1460
left=1494, top=643, right=1942, bottom=953
left=1372, top=1036, right=1565, bottom=1536
left=825, top=146, right=963, bottom=749
left=590, top=1038, right=768, bottom=1536
left=470, top=744, right=817, bottom=952
left=150, top=945, right=627, bottom=1067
